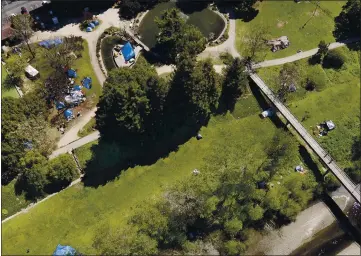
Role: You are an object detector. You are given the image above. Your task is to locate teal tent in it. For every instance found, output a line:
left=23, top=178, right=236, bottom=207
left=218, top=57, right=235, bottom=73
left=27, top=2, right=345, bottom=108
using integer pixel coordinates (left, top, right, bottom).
left=53, top=244, right=76, bottom=255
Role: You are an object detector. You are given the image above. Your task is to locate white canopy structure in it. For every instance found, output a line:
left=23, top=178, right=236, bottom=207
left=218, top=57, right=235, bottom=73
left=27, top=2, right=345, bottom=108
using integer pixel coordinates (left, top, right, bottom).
left=25, top=65, right=39, bottom=78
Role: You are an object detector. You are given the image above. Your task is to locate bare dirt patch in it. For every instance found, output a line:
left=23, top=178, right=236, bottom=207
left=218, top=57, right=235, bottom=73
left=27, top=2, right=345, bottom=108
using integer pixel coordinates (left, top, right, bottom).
left=277, top=20, right=288, bottom=28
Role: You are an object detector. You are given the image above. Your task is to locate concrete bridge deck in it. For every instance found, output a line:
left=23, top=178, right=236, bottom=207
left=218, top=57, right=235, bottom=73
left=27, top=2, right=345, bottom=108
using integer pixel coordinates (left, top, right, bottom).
left=250, top=73, right=361, bottom=204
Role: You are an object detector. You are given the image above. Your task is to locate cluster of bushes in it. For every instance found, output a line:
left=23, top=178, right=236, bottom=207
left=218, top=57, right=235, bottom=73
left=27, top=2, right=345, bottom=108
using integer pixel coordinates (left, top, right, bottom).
left=16, top=152, right=79, bottom=199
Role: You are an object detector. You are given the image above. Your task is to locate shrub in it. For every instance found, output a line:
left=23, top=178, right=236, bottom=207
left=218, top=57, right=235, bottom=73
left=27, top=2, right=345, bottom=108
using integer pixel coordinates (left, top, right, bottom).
left=47, top=154, right=79, bottom=191
left=220, top=52, right=234, bottom=65
left=322, top=49, right=346, bottom=69
left=305, top=66, right=327, bottom=91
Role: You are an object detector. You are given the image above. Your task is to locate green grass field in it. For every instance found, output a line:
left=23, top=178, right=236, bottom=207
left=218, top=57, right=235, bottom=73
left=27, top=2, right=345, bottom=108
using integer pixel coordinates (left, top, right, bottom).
left=1, top=180, right=30, bottom=218
left=2, top=93, right=291, bottom=254
left=258, top=47, right=360, bottom=168
left=236, top=1, right=345, bottom=59
left=1, top=65, right=20, bottom=98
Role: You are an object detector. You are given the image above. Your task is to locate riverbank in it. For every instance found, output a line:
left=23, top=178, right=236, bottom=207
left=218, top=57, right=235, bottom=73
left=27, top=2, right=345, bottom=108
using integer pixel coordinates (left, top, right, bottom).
left=246, top=185, right=356, bottom=255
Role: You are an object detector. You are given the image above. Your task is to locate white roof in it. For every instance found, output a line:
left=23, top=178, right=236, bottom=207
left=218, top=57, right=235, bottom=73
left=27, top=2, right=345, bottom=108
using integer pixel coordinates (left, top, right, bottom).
left=25, top=65, right=39, bottom=77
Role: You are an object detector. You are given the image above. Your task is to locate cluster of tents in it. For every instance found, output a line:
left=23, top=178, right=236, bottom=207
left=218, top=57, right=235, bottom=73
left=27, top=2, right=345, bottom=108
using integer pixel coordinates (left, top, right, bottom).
left=38, top=38, right=63, bottom=49
left=85, top=19, right=100, bottom=32
left=55, top=68, right=93, bottom=120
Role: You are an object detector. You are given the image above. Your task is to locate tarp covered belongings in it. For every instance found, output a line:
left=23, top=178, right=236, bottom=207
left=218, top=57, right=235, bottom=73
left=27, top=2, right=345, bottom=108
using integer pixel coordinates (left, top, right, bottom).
left=67, top=69, right=77, bottom=78
left=38, top=38, right=63, bottom=49
left=86, top=27, right=93, bottom=32
left=53, top=244, right=76, bottom=256
left=64, top=109, right=73, bottom=119
left=25, top=65, right=39, bottom=77
left=82, top=77, right=92, bottom=89
left=121, top=42, right=135, bottom=62
left=56, top=101, right=66, bottom=110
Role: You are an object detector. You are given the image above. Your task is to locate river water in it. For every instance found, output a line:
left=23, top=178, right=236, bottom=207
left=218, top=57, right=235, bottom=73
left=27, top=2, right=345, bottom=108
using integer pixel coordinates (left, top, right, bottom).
left=246, top=185, right=359, bottom=255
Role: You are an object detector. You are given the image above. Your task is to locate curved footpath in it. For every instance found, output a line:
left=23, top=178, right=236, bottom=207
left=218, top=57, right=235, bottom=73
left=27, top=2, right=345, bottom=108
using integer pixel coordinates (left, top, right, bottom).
left=29, top=8, right=126, bottom=148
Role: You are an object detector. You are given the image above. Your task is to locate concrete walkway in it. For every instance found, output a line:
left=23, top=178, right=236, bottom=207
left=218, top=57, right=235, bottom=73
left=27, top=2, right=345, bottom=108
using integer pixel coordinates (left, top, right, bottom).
left=253, top=38, right=360, bottom=69
left=50, top=131, right=100, bottom=159
left=30, top=8, right=126, bottom=149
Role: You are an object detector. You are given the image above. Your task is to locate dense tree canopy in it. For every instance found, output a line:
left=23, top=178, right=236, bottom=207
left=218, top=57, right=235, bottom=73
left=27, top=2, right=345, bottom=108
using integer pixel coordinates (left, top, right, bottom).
left=96, top=57, right=167, bottom=139
left=11, top=14, right=35, bottom=57
left=333, top=0, right=360, bottom=45
left=220, top=58, right=249, bottom=111
left=155, top=8, right=206, bottom=63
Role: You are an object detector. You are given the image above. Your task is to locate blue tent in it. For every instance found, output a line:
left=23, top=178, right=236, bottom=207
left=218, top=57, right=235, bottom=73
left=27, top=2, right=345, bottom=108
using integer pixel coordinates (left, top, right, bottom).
left=82, top=77, right=92, bottom=89
left=56, top=101, right=66, bottom=110
left=86, top=27, right=93, bottom=32
left=121, top=42, right=135, bottom=61
left=64, top=109, right=73, bottom=119
left=73, top=85, right=82, bottom=91
left=93, top=20, right=99, bottom=26
left=38, top=38, right=63, bottom=49
left=53, top=244, right=76, bottom=256
left=89, top=22, right=95, bottom=28
left=67, top=69, right=77, bottom=78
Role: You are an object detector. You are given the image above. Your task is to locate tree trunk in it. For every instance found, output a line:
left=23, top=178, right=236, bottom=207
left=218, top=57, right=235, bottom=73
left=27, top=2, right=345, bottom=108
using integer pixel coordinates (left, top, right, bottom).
left=25, top=39, right=35, bottom=59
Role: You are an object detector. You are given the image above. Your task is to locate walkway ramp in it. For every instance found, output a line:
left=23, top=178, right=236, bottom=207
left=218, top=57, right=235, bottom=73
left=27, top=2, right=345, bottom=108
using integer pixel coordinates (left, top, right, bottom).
left=250, top=73, right=361, bottom=204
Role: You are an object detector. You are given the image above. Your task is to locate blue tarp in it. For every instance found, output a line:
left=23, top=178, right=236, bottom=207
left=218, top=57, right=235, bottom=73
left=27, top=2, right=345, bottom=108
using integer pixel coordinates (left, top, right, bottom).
left=64, top=109, right=73, bottom=119
left=56, top=101, right=66, bottom=110
left=86, top=27, right=92, bottom=32
left=82, top=77, right=92, bottom=89
left=53, top=244, right=76, bottom=256
left=121, top=42, right=135, bottom=61
left=38, top=38, right=63, bottom=49
left=73, top=85, right=82, bottom=91
left=89, top=22, right=95, bottom=28
left=67, top=69, right=77, bottom=78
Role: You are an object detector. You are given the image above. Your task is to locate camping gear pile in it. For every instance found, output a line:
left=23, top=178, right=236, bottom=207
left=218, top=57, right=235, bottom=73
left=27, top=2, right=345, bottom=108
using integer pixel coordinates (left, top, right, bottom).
left=86, top=19, right=100, bottom=32
left=53, top=244, right=76, bottom=256
left=38, top=38, right=63, bottom=49
left=56, top=68, right=93, bottom=121
left=316, top=120, right=335, bottom=137
left=121, top=42, right=136, bottom=63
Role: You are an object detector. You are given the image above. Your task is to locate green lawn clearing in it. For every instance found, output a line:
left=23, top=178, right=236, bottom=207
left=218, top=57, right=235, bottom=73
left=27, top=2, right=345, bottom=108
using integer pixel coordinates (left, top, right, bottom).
left=1, top=180, right=31, bottom=218
left=1, top=65, right=20, bottom=99
left=2, top=95, right=303, bottom=254
left=236, top=1, right=344, bottom=59
left=257, top=46, right=360, bottom=169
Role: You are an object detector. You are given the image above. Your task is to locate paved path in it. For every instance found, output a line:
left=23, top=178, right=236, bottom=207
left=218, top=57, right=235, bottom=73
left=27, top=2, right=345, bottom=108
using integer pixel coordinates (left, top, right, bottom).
left=50, top=131, right=100, bottom=159
left=30, top=8, right=126, bottom=149
left=198, top=16, right=240, bottom=59
left=253, top=38, right=360, bottom=69
left=337, top=242, right=361, bottom=256
left=250, top=73, right=361, bottom=203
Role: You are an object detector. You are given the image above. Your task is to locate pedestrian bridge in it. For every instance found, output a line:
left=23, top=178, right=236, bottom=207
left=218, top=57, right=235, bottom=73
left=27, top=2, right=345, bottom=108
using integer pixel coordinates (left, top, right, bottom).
left=250, top=73, right=361, bottom=204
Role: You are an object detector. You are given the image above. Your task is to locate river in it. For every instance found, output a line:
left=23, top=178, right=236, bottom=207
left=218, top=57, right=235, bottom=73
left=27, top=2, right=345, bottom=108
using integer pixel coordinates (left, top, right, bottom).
left=246, top=185, right=359, bottom=255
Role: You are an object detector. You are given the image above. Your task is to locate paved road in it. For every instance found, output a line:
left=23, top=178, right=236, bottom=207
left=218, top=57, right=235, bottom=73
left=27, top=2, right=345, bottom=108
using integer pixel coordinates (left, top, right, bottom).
left=49, top=131, right=100, bottom=159
left=250, top=73, right=361, bottom=204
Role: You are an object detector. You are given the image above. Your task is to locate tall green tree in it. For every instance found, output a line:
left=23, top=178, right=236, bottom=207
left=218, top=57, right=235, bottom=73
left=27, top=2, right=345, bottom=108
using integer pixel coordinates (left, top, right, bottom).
left=11, top=14, right=35, bottom=58
left=155, top=8, right=206, bottom=63
left=47, top=154, right=78, bottom=190
left=220, top=58, right=249, bottom=111
left=242, top=25, right=269, bottom=65
left=333, top=0, right=360, bottom=46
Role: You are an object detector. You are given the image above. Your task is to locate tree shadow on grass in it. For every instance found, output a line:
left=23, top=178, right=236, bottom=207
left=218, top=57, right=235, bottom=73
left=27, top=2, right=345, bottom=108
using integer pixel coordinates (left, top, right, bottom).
left=81, top=120, right=206, bottom=187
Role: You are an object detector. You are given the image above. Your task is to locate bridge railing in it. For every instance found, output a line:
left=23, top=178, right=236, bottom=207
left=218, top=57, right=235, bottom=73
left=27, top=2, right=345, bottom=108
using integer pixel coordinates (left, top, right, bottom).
left=251, top=74, right=359, bottom=194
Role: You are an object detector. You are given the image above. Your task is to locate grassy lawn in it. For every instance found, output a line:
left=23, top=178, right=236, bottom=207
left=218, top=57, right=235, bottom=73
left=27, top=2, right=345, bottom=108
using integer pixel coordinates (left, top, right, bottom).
left=236, top=1, right=345, bottom=59
left=1, top=180, right=31, bottom=218
left=77, top=117, right=96, bottom=138
left=1, top=65, right=20, bottom=99
left=257, top=46, right=360, bottom=169
left=2, top=94, right=302, bottom=254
